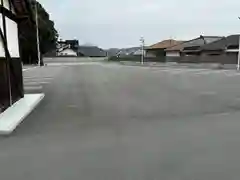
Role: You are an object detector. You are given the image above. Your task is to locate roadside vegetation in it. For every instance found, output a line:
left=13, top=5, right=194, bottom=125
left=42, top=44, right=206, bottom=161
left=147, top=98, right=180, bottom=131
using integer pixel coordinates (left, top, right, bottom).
left=20, top=0, right=58, bottom=64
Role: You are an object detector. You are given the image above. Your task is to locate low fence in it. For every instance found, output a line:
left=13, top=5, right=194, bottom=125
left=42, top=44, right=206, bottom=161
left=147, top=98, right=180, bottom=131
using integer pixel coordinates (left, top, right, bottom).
left=109, top=54, right=238, bottom=65
left=108, top=56, right=167, bottom=62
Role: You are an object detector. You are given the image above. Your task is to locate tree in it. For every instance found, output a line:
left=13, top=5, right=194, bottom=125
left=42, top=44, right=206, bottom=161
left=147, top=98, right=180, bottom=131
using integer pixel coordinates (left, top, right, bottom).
left=19, top=0, right=58, bottom=64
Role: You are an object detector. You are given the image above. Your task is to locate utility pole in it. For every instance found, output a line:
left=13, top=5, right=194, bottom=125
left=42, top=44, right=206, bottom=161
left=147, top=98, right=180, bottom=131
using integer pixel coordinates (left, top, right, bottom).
left=238, top=17, right=240, bottom=70
left=35, top=2, right=41, bottom=66
left=238, top=36, right=240, bottom=71
left=140, top=37, right=145, bottom=65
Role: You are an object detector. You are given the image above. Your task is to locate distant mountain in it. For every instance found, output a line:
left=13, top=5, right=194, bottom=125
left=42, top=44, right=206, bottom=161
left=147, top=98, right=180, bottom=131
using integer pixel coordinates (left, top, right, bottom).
left=106, top=48, right=120, bottom=56
left=117, top=47, right=141, bottom=56
left=78, top=46, right=107, bottom=57
left=106, top=47, right=141, bottom=57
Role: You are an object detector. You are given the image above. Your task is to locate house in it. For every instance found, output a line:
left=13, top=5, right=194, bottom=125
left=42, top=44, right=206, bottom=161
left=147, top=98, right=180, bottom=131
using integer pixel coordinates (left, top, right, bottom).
left=146, top=39, right=183, bottom=58
left=78, top=46, right=107, bottom=57
left=181, top=36, right=223, bottom=56
left=165, top=36, right=222, bottom=57
left=0, top=0, right=30, bottom=112
left=164, top=36, right=223, bottom=63
left=57, top=40, right=79, bottom=56
left=199, top=35, right=240, bottom=64
left=57, top=45, right=78, bottom=57
left=57, top=42, right=107, bottom=57
left=57, top=40, right=79, bottom=50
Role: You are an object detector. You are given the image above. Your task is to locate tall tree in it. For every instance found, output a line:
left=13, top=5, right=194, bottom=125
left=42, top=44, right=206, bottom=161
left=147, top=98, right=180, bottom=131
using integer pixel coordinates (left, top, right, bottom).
left=19, top=0, right=58, bottom=64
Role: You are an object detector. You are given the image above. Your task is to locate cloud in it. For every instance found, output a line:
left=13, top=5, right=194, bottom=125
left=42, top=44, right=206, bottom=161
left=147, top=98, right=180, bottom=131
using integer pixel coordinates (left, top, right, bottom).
left=39, top=0, right=240, bottom=48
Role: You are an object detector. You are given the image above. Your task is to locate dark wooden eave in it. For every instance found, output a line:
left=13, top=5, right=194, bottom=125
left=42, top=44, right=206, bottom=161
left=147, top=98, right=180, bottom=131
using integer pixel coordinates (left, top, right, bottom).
left=0, top=5, right=17, bottom=21
left=10, top=0, right=34, bottom=23
left=10, top=0, right=29, bottom=15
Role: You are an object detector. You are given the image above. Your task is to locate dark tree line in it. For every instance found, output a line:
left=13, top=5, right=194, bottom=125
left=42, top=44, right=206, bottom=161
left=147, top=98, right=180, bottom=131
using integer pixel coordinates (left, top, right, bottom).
left=19, top=0, right=58, bottom=64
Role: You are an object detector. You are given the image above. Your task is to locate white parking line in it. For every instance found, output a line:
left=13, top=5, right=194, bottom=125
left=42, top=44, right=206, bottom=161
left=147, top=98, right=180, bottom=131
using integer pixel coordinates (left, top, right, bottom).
left=168, top=69, right=186, bottom=75
left=46, top=62, right=102, bottom=66
left=224, top=72, right=240, bottom=77
left=24, top=82, right=50, bottom=85
left=24, top=86, right=42, bottom=91
left=23, top=78, right=53, bottom=82
left=195, top=70, right=230, bottom=75
left=24, top=76, right=53, bottom=79
left=152, top=67, right=240, bottom=77
left=152, top=68, right=214, bottom=75
left=199, top=91, right=217, bottom=95
left=22, top=66, right=38, bottom=72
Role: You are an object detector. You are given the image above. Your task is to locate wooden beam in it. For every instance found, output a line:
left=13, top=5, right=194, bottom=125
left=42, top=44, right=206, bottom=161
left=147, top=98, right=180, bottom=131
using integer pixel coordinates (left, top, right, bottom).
left=8, top=0, right=12, bottom=12
left=0, top=5, right=18, bottom=22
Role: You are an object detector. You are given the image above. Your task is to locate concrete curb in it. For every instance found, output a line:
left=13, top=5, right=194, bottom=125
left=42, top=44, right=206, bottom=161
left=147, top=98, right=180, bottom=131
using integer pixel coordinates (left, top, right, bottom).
left=0, top=94, right=45, bottom=135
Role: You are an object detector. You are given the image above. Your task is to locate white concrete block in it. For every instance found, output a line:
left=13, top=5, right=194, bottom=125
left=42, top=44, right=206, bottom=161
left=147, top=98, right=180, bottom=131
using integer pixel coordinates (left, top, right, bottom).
left=0, top=94, right=45, bottom=135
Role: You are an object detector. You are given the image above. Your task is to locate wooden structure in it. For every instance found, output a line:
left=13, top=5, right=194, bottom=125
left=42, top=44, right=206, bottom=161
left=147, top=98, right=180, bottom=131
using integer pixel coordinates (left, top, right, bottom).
left=0, top=0, right=30, bottom=112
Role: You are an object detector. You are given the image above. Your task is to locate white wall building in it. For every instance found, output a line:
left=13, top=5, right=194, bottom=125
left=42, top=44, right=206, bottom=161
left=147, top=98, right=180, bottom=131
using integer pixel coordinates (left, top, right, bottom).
left=58, top=48, right=77, bottom=56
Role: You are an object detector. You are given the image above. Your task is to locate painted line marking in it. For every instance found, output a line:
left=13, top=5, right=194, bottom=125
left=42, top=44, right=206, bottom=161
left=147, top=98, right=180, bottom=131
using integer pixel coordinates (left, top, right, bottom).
left=195, top=70, right=231, bottom=75
left=23, top=78, right=53, bottom=82
left=46, top=62, right=102, bottom=66
left=209, top=112, right=230, bottom=117
left=152, top=68, right=214, bottom=74
left=24, top=77, right=53, bottom=79
left=22, top=66, right=39, bottom=72
left=67, top=105, right=79, bottom=109
left=199, top=91, right=217, bottom=95
left=224, top=72, right=240, bottom=77
left=24, top=86, right=42, bottom=91
left=24, top=82, right=50, bottom=85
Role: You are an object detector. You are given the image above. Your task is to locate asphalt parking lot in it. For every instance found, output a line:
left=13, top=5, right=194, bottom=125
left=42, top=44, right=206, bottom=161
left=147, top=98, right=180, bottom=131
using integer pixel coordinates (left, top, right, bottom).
left=1, top=63, right=240, bottom=180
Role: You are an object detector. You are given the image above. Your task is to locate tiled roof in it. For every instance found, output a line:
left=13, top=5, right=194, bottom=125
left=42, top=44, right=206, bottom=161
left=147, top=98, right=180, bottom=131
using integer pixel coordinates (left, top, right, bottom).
left=200, top=35, right=240, bottom=51
left=146, top=39, right=184, bottom=50
left=165, top=36, right=223, bottom=51
left=165, top=42, right=186, bottom=51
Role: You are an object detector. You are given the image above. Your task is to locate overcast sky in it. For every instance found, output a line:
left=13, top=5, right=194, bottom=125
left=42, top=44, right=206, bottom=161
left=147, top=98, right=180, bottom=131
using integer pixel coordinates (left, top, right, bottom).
left=39, top=0, right=240, bottom=49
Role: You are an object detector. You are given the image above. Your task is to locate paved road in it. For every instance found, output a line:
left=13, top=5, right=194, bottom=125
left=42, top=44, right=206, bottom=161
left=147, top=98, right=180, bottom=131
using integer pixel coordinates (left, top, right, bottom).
left=44, top=57, right=107, bottom=66
left=23, top=66, right=64, bottom=94
left=2, top=63, right=240, bottom=179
